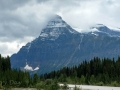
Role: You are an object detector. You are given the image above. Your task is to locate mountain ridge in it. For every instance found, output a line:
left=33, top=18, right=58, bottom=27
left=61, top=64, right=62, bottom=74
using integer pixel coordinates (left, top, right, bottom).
left=10, top=15, right=120, bottom=74
left=39, top=15, right=79, bottom=41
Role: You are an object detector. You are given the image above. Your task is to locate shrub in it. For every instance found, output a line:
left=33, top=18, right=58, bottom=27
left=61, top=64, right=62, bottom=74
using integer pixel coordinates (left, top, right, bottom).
left=74, top=85, right=81, bottom=90
left=49, top=81, right=60, bottom=90
left=0, top=81, right=2, bottom=89
left=36, top=82, right=45, bottom=90
left=111, top=81, right=118, bottom=87
left=61, top=83, right=69, bottom=89
left=96, top=81, right=104, bottom=86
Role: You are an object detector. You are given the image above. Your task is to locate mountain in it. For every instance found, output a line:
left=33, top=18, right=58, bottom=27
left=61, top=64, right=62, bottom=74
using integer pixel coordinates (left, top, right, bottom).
left=10, top=15, right=120, bottom=74
left=89, top=24, right=120, bottom=37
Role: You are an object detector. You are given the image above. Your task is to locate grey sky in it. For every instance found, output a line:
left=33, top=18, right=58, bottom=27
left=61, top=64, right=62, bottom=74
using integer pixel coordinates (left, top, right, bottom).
left=0, top=0, right=120, bottom=56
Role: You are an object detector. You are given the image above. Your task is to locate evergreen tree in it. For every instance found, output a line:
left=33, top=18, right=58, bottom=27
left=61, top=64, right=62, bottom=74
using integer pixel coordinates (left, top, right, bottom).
left=33, top=73, right=39, bottom=84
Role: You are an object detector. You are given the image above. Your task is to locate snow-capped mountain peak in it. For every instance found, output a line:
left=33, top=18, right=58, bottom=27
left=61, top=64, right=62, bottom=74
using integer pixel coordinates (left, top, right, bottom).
left=89, top=24, right=120, bottom=37
left=39, top=15, right=78, bottom=40
left=90, top=24, right=107, bottom=32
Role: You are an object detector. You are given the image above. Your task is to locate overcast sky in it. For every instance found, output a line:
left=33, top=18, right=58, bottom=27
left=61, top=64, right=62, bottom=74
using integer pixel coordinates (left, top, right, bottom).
left=0, top=0, right=120, bottom=56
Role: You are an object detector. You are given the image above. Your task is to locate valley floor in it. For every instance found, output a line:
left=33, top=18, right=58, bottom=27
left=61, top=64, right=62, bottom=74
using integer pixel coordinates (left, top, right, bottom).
left=59, top=84, right=120, bottom=90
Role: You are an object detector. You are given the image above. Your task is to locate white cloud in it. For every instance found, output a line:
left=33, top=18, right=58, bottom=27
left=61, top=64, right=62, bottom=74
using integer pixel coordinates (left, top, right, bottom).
left=59, top=0, right=120, bottom=31
left=0, top=0, right=120, bottom=56
left=34, top=67, right=39, bottom=71
left=0, top=36, right=34, bottom=57
left=24, top=64, right=33, bottom=71
left=24, top=62, right=39, bottom=71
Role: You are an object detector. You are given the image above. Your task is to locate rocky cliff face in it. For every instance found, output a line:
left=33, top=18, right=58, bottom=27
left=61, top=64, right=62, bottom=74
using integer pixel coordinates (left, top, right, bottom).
left=10, top=15, right=120, bottom=74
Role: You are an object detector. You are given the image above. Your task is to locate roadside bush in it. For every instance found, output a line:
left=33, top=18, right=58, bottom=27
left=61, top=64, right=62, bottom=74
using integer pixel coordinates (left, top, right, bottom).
left=74, top=85, right=81, bottom=90
left=45, top=79, right=52, bottom=85
left=96, top=81, right=104, bottom=86
left=36, top=82, right=45, bottom=90
left=49, top=80, right=60, bottom=90
left=0, top=81, right=2, bottom=89
left=60, top=83, right=69, bottom=89
left=111, top=81, right=118, bottom=87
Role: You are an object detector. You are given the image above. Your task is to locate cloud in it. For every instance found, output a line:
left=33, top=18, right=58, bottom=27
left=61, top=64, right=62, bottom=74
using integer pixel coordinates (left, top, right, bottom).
left=24, top=62, right=39, bottom=71
left=57, top=0, right=120, bottom=30
left=0, top=0, right=30, bottom=10
left=24, top=63, right=33, bottom=71
left=0, top=36, right=35, bottom=57
left=0, top=1, right=54, bottom=40
left=0, top=0, right=120, bottom=56
left=34, top=67, right=39, bottom=71
left=0, top=0, right=55, bottom=56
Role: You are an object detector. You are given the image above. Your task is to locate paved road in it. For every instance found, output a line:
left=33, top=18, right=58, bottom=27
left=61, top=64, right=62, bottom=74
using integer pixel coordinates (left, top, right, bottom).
left=59, top=84, right=120, bottom=90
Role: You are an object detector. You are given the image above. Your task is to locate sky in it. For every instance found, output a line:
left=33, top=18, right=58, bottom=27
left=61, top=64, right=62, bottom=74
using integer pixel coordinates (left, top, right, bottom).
left=0, top=0, right=120, bottom=56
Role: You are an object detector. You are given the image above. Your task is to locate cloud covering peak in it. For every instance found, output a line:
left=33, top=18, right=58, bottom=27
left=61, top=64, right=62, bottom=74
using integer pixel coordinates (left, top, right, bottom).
left=0, top=0, right=120, bottom=56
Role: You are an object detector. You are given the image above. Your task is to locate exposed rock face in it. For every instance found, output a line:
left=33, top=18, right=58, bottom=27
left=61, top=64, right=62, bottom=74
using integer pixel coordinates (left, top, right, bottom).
left=11, top=15, right=120, bottom=74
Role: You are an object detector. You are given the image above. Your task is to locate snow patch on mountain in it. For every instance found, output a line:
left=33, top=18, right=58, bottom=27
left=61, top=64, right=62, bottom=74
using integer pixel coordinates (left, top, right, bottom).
left=73, top=27, right=82, bottom=33
left=91, top=32, right=99, bottom=36
left=107, top=26, right=120, bottom=31
left=90, top=28, right=99, bottom=32
left=40, top=28, right=62, bottom=40
left=91, top=24, right=120, bottom=32
left=49, top=28, right=61, bottom=36
left=87, top=24, right=120, bottom=37
left=25, top=43, right=31, bottom=53
left=39, top=33, right=48, bottom=37
left=39, top=15, right=78, bottom=40
left=46, top=21, right=67, bottom=28
left=68, top=28, right=78, bottom=34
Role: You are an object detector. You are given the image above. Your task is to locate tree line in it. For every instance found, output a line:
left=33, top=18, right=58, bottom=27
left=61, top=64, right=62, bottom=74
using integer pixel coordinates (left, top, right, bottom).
left=0, top=54, right=11, bottom=72
left=40, top=57, right=120, bottom=86
left=1, top=54, right=120, bottom=89
left=0, top=54, right=39, bottom=88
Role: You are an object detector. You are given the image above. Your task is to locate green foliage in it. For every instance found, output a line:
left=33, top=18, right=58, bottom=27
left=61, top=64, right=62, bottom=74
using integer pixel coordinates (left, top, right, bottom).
left=40, top=56, right=120, bottom=86
left=21, top=73, right=30, bottom=87
left=49, top=80, right=60, bottom=90
left=45, top=79, right=52, bottom=85
left=66, top=77, right=73, bottom=84
left=2, top=53, right=120, bottom=88
left=36, top=80, right=60, bottom=90
left=74, top=85, right=81, bottom=90
left=0, top=55, right=11, bottom=72
left=80, top=75, right=85, bottom=84
left=90, top=75, right=96, bottom=84
left=33, top=73, right=39, bottom=85
left=58, top=74, right=67, bottom=82
left=36, top=82, right=45, bottom=90
left=111, top=81, right=118, bottom=87
left=0, top=81, right=2, bottom=89
left=96, top=81, right=104, bottom=86
left=0, top=54, right=33, bottom=88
